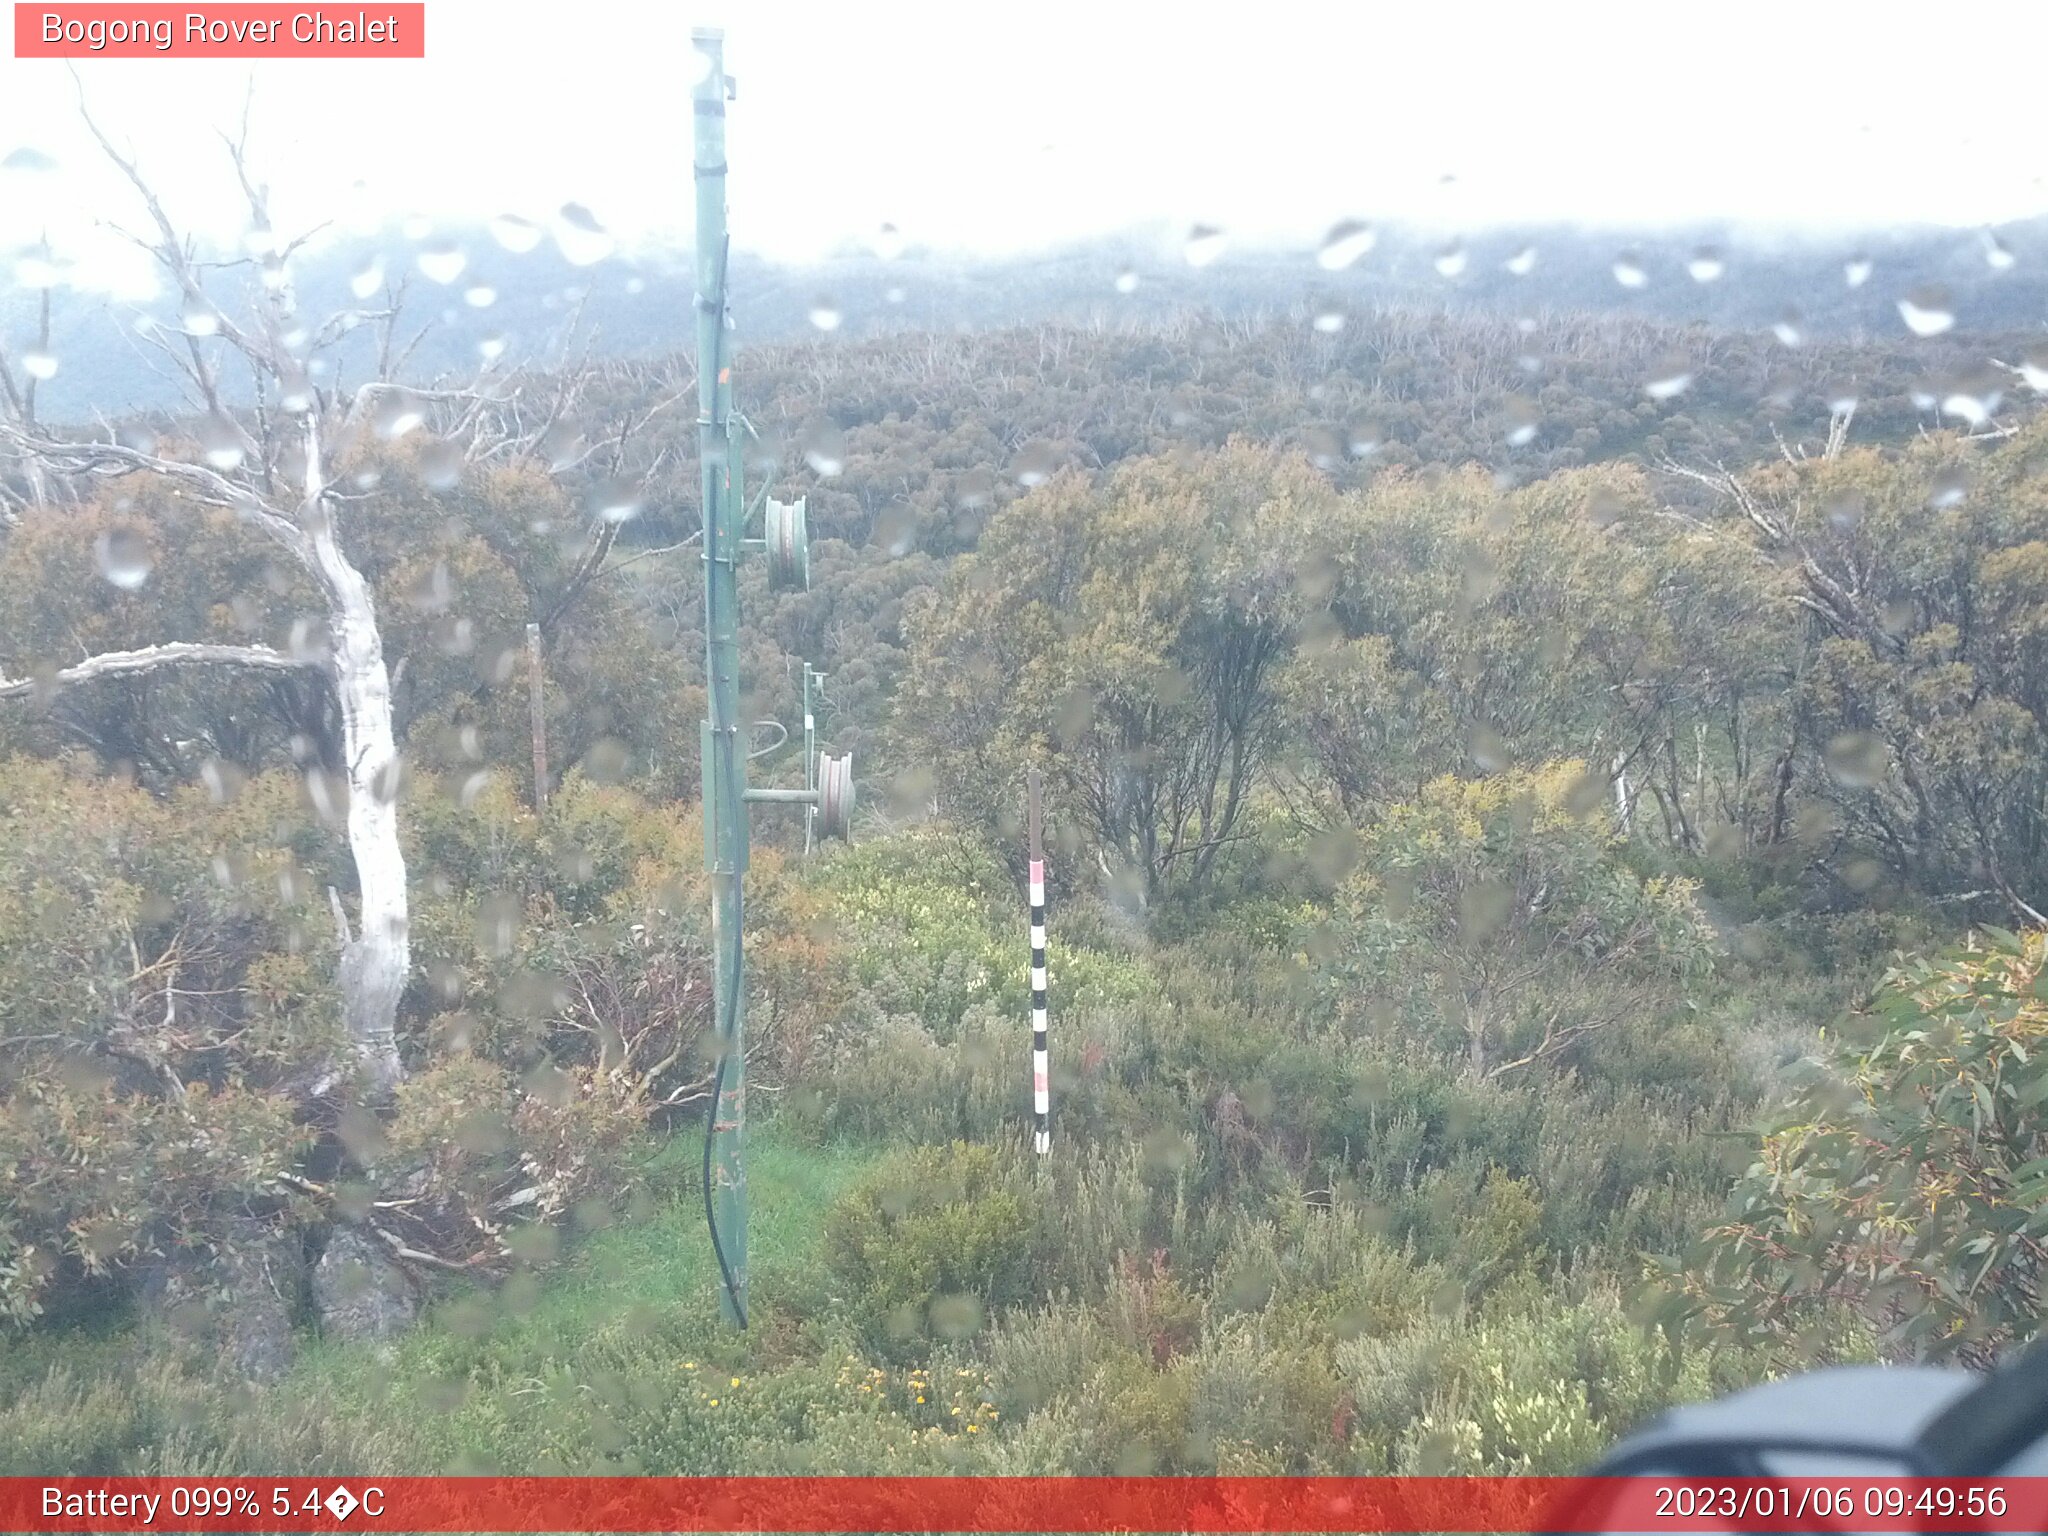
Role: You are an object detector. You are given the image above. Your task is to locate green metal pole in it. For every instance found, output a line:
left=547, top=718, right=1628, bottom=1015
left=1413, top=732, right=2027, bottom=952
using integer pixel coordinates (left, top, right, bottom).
left=692, top=25, right=747, bottom=1329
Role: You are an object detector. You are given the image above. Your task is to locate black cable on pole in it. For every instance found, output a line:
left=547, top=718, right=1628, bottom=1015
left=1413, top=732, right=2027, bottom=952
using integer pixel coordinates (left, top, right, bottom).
left=702, top=895, right=747, bottom=1329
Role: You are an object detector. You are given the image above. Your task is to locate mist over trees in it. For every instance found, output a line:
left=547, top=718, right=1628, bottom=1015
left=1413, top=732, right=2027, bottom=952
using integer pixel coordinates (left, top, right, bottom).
left=5, top=111, right=2048, bottom=1476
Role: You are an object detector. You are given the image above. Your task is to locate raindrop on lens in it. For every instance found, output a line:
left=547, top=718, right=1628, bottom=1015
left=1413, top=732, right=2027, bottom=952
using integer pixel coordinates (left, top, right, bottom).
left=182, top=300, right=221, bottom=337
left=1928, top=466, right=1968, bottom=509
left=1, top=145, right=57, bottom=173
left=808, top=298, right=843, bottom=331
left=1312, top=305, right=1345, bottom=334
left=871, top=222, right=905, bottom=261
left=464, top=285, right=497, bottom=308
left=1644, top=359, right=1693, bottom=401
left=22, top=349, right=56, bottom=381
left=1114, top=266, right=1139, bottom=294
left=1011, top=442, right=1058, bottom=486
left=478, top=333, right=508, bottom=362
left=802, top=421, right=846, bottom=477
left=589, top=478, right=642, bottom=524
left=1433, top=240, right=1467, bottom=278
left=1687, top=246, right=1725, bottom=283
left=554, top=203, right=616, bottom=266
left=1183, top=224, right=1227, bottom=267
left=1897, top=286, right=1954, bottom=337
left=1823, top=731, right=1886, bottom=789
left=375, top=392, right=426, bottom=441
left=417, top=242, right=466, bottom=284
left=1844, top=254, right=1873, bottom=288
left=420, top=439, right=463, bottom=491
left=1982, top=230, right=2015, bottom=271
left=1504, top=245, right=1537, bottom=276
left=1611, top=252, right=1647, bottom=288
left=1772, top=309, right=1803, bottom=348
left=200, top=415, right=245, bottom=470
left=1316, top=218, right=1375, bottom=271
left=490, top=213, right=543, bottom=254
left=94, top=528, right=151, bottom=590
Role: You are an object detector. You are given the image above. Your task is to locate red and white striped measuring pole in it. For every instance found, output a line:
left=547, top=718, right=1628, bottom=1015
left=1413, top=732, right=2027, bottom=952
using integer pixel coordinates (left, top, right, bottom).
left=1027, top=767, right=1051, bottom=1155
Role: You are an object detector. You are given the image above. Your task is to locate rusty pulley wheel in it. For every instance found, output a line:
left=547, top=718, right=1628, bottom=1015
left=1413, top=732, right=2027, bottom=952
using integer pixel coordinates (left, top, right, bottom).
left=815, top=750, right=854, bottom=841
left=765, top=496, right=810, bottom=592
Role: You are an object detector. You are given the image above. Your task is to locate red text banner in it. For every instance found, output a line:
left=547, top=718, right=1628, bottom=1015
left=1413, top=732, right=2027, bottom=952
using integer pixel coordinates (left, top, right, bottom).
left=3, top=1476, right=2048, bottom=1533
left=14, top=5, right=424, bottom=58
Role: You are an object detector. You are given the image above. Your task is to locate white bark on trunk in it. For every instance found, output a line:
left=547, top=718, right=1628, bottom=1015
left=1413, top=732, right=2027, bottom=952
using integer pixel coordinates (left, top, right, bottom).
left=304, top=463, right=407, bottom=1098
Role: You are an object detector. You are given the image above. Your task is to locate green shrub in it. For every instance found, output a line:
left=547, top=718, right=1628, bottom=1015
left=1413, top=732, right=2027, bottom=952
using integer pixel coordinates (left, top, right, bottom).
left=824, top=1142, right=1038, bottom=1356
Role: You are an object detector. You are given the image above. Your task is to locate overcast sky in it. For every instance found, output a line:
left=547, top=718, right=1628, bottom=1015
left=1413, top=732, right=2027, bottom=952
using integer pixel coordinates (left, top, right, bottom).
left=5, top=0, right=2048, bottom=295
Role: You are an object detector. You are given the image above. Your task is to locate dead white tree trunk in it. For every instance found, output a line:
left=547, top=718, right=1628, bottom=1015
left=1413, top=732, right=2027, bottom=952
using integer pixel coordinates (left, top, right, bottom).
left=0, top=99, right=432, bottom=1099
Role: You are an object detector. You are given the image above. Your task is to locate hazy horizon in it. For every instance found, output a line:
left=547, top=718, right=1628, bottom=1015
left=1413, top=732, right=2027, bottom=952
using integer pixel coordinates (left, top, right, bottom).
left=6, top=0, right=2048, bottom=301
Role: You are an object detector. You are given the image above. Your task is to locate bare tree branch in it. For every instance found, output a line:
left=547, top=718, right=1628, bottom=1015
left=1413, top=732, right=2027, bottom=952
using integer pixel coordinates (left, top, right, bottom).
left=0, top=640, right=316, bottom=699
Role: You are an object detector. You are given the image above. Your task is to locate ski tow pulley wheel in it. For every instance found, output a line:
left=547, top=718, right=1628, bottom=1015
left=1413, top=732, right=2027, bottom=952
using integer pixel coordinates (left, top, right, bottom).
left=766, top=496, right=810, bottom=592
left=816, top=750, right=854, bottom=841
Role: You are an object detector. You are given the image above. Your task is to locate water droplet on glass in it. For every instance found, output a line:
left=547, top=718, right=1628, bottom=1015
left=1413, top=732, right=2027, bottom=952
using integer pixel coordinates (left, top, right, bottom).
left=1982, top=230, right=2015, bottom=271
left=490, top=213, right=543, bottom=254
left=1114, top=266, right=1139, bottom=294
left=885, top=285, right=905, bottom=304
left=478, top=332, right=508, bottom=362
left=458, top=769, right=493, bottom=810
left=1467, top=724, right=1511, bottom=774
left=1312, top=304, right=1345, bottom=334
left=1347, top=420, right=1382, bottom=458
left=1823, top=731, right=1886, bottom=789
left=588, top=477, right=642, bottom=524
left=289, top=616, right=332, bottom=665
left=2023, top=347, right=2048, bottom=393
left=199, top=758, right=244, bottom=805
left=1824, top=491, right=1866, bottom=532
left=1433, top=241, right=1467, bottom=278
left=1928, top=466, right=1968, bottom=509
left=464, top=284, right=497, bottom=309
left=199, top=415, right=245, bottom=470
left=94, top=528, right=151, bottom=590
left=1940, top=381, right=2001, bottom=428
left=374, top=390, right=426, bottom=442
left=417, top=241, right=467, bottom=284
left=1611, top=252, right=1648, bottom=289
left=1184, top=224, right=1227, bottom=268
left=1643, top=359, right=1693, bottom=401
left=554, top=203, right=616, bottom=266
left=1687, top=246, right=1725, bottom=283
left=182, top=300, right=221, bottom=338
left=420, top=438, right=463, bottom=491
left=872, top=503, right=915, bottom=557
left=1, top=145, right=57, bottom=173
left=1316, top=219, right=1375, bottom=271
left=1012, top=442, right=1059, bottom=486
left=1504, top=245, right=1537, bottom=276
left=21, top=348, right=56, bottom=381
left=409, top=560, right=453, bottom=614
left=1827, top=385, right=1860, bottom=415
left=1844, top=254, right=1873, bottom=288
left=871, top=222, right=905, bottom=261
left=1897, top=286, right=1954, bottom=337
left=1303, top=427, right=1343, bottom=472
left=535, top=422, right=583, bottom=471
left=1502, top=395, right=1538, bottom=447
left=1771, top=308, right=1803, bottom=348
left=14, top=249, right=60, bottom=289
left=348, top=255, right=385, bottom=299
left=808, top=298, right=843, bottom=332
left=802, top=420, right=847, bottom=477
